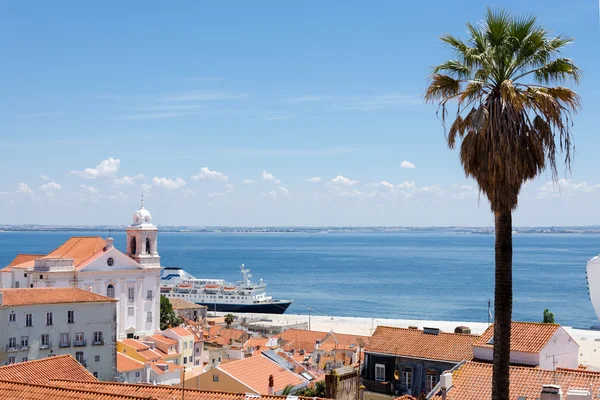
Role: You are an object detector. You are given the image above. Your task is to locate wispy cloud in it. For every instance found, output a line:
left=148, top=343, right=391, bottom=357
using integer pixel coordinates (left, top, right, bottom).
left=307, top=177, right=321, bottom=183
left=152, top=176, right=187, bottom=190
left=119, top=112, right=195, bottom=120
left=262, top=114, right=296, bottom=121
left=80, top=184, right=99, bottom=193
left=70, top=157, right=120, bottom=179
left=191, top=167, right=228, bottom=181
left=15, top=112, right=69, bottom=118
left=262, top=170, right=281, bottom=184
left=216, top=147, right=362, bottom=157
left=16, top=183, right=34, bottom=195
left=39, top=181, right=61, bottom=192
left=113, top=174, right=145, bottom=186
left=285, top=93, right=420, bottom=111
left=243, top=179, right=256, bottom=184
left=163, top=91, right=248, bottom=102
left=537, top=179, right=600, bottom=199
left=188, top=76, right=228, bottom=82
left=134, top=104, right=208, bottom=111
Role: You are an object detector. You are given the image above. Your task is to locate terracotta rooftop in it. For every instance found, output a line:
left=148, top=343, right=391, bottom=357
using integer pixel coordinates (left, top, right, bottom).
left=50, top=380, right=326, bottom=400
left=120, top=339, right=150, bottom=351
left=2, top=253, right=46, bottom=271
left=473, top=322, right=562, bottom=353
left=0, top=380, right=149, bottom=400
left=244, top=337, right=270, bottom=349
left=365, top=326, right=477, bottom=362
left=44, top=236, right=107, bottom=267
left=169, top=298, right=207, bottom=309
left=137, top=349, right=162, bottom=362
left=168, top=326, right=195, bottom=337
left=0, top=355, right=97, bottom=384
left=438, top=361, right=600, bottom=400
left=117, top=353, right=146, bottom=373
left=150, top=362, right=184, bottom=375
left=147, top=334, right=178, bottom=346
left=0, top=287, right=116, bottom=307
left=218, top=354, right=306, bottom=394
left=276, top=329, right=368, bottom=354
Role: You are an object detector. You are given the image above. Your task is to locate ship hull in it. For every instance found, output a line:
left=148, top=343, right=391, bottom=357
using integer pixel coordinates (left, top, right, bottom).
left=194, top=301, right=292, bottom=314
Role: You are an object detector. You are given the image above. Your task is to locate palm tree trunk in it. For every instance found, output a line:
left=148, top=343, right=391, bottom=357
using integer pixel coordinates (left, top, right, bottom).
left=492, top=210, right=512, bottom=400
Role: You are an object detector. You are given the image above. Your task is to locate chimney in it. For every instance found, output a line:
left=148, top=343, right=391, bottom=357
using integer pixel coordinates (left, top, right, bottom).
left=566, top=389, right=591, bottom=400
left=106, top=237, right=114, bottom=250
left=541, top=385, right=563, bottom=400
left=268, top=375, right=274, bottom=395
left=441, top=387, right=447, bottom=400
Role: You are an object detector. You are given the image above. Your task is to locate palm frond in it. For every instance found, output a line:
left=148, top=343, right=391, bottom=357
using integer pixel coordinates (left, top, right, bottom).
left=424, top=74, right=461, bottom=103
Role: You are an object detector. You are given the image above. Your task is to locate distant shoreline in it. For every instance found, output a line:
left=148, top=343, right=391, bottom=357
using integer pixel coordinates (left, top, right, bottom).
left=1, top=225, right=600, bottom=234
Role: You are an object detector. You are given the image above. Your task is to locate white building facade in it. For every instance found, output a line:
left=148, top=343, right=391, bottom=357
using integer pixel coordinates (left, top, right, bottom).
left=0, top=204, right=162, bottom=340
left=0, top=287, right=117, bottom=381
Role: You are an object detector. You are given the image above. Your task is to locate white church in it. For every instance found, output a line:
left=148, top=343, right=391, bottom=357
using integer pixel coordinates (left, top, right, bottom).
left=0, top=202, right=162, bottom=339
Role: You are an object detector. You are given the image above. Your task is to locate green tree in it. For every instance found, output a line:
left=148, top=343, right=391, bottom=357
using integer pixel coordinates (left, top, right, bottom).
left=425, top=9, right=580, bottom=400
left=160, top=295, right=182, bottom=330
left=281, top=384, right=295, bottom=396
left=224, top=313, right=235, bottom=328
left=543, top=309, right=555, bottom=323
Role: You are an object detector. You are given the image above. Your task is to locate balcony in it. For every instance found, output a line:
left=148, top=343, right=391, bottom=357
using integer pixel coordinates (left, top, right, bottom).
left=362, top=378, right=393, bottom=395
left=92, top=339, right=104, bottom=346
left=73, top=339, right=87, bottom=347
left=19, top=344, right=29, bottom=351
left=5, top=345, right=18, bottom=353
left=39, top=342, right=51, bottom=350
left=59, top=341, right=71, bottom=348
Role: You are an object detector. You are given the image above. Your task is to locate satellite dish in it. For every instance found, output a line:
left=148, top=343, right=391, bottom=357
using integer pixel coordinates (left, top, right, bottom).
left=394, top=370, right=400, bottom=380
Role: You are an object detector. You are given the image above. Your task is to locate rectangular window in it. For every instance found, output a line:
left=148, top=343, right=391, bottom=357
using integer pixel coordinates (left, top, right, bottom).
left=184, top=356, right=188, bottom=364
left=68, top=310, right=74, bottom=324
left=95, top=355, right=100, bottom=362
left=196, top=347, right=199, bottom=354
left=9, top=312, right=16, bottom=322
left=146, top=312, right=152, bottom=323
left=135, top=371, right=141, bottom=378
left=46, top=312, right=53, bottom=326
left=25, top=313, right=32, bottom=327
left=426, top=372, right=438, bottom=393
left=76, top=352, right=84, bottom=364
left=8, top=356, right=15, bottom=365
left=94, top=331, right=103, bottom=345
left=8, top=338, right=17, bottom=350
left=22, top=357, right=28, bottom=362
left=21, top=336, right=29, bottom=350
left=60, top=333, right=70, bottom=347
left=403, top=369, right=413, bottom=389
left=147, top=290, right=153, bottom=300
left=184, top=341, right=187, bottom=350
left=76, top=332, right=84, bottom=343
left=41, top=334, right=49, bottom=348
left=128, top=287, right=135, bottom=302
left=93, top=372, right=98, bottom=378
left=128, top=307, right=134, bottom=316
left=14, top=281, right=19, bottom=288
left=375, top=363, right=386, bottom=382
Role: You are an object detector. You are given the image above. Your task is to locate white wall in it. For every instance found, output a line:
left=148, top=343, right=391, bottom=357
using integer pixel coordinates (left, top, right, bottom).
left=0, top=301, right=116, bottom=381
left=540, top=328, right=579, bottom=370
left=473, top=346, right=539, bottom=366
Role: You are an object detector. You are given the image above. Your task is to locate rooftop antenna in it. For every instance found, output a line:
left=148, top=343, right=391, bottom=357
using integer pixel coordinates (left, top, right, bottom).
left=546, top=352, right=569, bottom=384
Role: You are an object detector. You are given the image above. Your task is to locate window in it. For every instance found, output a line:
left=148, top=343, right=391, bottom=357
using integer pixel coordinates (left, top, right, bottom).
left=213, top=374, right=219, bottom=382
left=107, top=257, right=114, bottom=266
left=183, top=356, right=187, bottom=364
left=40, top=274, right=43, bottom=279
left=60, top=333, right=70, bottom=347
left=8, top=356, right=15, bottom=365
left=95, top=355, right=100, bottom=362
left=25, top=313, right=32, bottom=327
left=76, top=352, right=84, bottom=364
left=24, top=273, right=27, bottom=277
left=184, top=341, right=187, bottom=350
left=196, top=347, right=199, bottom=354
left=135, top=371, right=141, bottom=378
left=128, top=287, right=135, bottom=302
left=146, top=312, right=152, bottom=323
left=8, top=338, right=17, bottom=350
left=147, top=290, right=153, bottom=300
left=68, top=310, right=74, bottom=324
left=107, top=284, right=115, bottom=298
left=22, top=357, right=28, bottom=362
left=14, top=281, right=19, bottom=288
left=9, top=312, right=16, bottom=322
left=93, top=372, right=98, bottom=378
left=94, top=331, right=103, bottom=345
left=375, top=363, right=385, bottom=382
left=46, top=312, right=53, bottom=326
left=128, top=307, right=134, bottom=316
left=426, top=371, right=438, bottom=393
left=130, top=237, right=137, bottom=255
left=403, top=369, right=413, bottom=389
left=145, top=237, right=151, bottom=254
left=75, top=332, right=85, bottom=346
left=41, top=334, right=49, bottom=348
left=21, top=336, right=28, bottom=349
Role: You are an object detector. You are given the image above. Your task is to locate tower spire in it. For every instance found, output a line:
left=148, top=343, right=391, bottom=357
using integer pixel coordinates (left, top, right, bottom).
left=141, top=194, right=144, bottom=209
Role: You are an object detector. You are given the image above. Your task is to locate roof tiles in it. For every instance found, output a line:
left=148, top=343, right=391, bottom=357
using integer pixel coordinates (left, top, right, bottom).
left=117, top=353, right=145, bottom=373
left=0, top=381, right=149, bottom=400
left=44, top=236, right=106, bottom=266
left=473, top=322, right=561, bottom=353
left=0, top=355, right=97, bottom=384
left=365, top=326, right=477, bottom=362
left=0, top=288, right=117, bottom=307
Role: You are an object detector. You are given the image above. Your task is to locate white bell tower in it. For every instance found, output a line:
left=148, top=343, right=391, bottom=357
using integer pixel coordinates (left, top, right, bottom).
left=126, top=196, right=161, bottom=268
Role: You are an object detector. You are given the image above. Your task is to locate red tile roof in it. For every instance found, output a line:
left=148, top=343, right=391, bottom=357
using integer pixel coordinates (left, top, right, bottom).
left=0, top=355, right=97, bottom=384
left=117, top=353, right=145, bottom=373
left=365, top=326, right=477, bottom=362
left=44, top=236, right=107, bottom=267
left=120, top=339, right=150, bottom=351
left=441, top=361, right=600, bottom=400
left=147, top=334, right=178, bottom=346
left=0, top=381, right=149, bottom=400
left=168, top=326, right=194, bottom=337
left=275, top=329, right=368, bottom=354
left=50, top=380, right=326, bottom=400
left=150, top=362, right=184, bottom=375
left=0, top=288, right=117, bottom=306
left=7, top=254, right=46, bottom=267
left=169, top=298, right=207, bottom=310
left=474, top=322, right=561, bottom=353
left=218, top=355, right=306, bottom=394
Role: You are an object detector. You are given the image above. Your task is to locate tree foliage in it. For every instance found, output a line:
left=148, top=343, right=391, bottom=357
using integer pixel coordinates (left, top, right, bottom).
left=543, top=308, right=555, bottom=323
left=160, top=295, right=182, bottom=330
left=224, top=313, right=235, bottom=328
left=295, top=381, right=326, bottom=397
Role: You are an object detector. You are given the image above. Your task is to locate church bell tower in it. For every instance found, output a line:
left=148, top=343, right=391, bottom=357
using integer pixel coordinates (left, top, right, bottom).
left=126, top=197, right=161, bottom=268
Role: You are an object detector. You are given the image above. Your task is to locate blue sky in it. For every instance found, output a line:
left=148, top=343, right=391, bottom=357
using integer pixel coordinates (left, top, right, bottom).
left=0, top=1, right=598, bottom=226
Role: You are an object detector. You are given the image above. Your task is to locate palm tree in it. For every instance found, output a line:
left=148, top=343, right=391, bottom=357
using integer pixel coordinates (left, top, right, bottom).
left=224, top=313, right=235, bottom=328
left=425, top=8, right=580, bottom=400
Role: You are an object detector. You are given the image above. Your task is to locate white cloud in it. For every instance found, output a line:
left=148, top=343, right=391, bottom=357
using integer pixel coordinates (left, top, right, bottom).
left=70, top=157, right=120, bottom=179
left=39, top=181, right=61, bottom=192
left=329, top=175, right=359, bottom=186
left=307, top=177, right=321, bottom=183
left=262, top=170, right=281, bottom=184
left=45, top=192, right=56, bottom=200
left=379, top=181, right=395, bottom=191
left=398, top=181, right=417, bottom=190
left=286, top=93, right=420, bottom=111
left=152, top=176, right=186, bottom=190
left=16, top=183, right=34, bottom=195
left=80, top=185, right=99, bottom=193
left=192, top=167, right=228, bottom=181
left=278, top=186, right=291, bottom=196
left=40, top=175, right=50, bottom=181
left=140, top=183, right=152, bottom=193
left=400, top=160, right=416, bottom=169
left=537, top=179, right=600, bottom=199
left=113, top=174, right=145, bottom=186
left=224, top=184, right=235, bottom=193
left=107, top=192, right=128, bottom=201
left=243, top=179, right=256, bottom=184
left=419, top=184, right=444, bottom=195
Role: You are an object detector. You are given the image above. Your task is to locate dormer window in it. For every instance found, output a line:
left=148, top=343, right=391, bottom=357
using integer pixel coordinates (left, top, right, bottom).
left=146, top=238, right=151, bottom=254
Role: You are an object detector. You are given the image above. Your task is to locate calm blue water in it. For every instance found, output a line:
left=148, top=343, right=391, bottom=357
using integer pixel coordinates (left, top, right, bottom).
left=1, top=231, right=598, bottom=328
